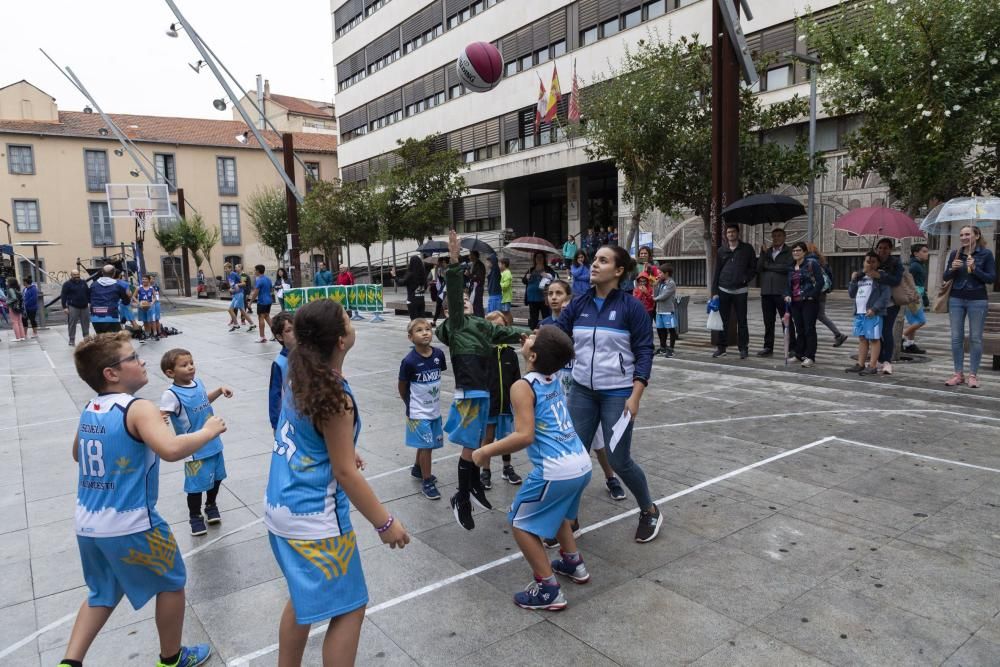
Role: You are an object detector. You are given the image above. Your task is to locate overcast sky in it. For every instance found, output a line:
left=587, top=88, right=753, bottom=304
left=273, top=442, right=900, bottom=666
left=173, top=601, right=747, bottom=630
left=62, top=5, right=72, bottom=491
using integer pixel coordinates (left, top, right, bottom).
left=1, top=0, right=333, bottom=119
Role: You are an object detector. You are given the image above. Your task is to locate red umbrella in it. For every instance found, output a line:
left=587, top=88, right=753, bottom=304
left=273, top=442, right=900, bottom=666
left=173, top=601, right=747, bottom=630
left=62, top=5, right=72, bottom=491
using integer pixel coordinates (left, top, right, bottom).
left=504, top=236, right=558, bottom=254
left=832, top=207, right=925, bottom=239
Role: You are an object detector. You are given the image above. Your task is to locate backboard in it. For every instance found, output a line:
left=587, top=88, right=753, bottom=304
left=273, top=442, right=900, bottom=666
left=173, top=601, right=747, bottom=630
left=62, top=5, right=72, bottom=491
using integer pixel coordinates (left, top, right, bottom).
left=105, top=183, right=174, bottom=219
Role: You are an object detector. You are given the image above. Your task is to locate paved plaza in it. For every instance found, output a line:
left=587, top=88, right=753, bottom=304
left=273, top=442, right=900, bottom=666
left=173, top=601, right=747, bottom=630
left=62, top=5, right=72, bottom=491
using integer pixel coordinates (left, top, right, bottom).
left=1, top=295, right=999, bottom=666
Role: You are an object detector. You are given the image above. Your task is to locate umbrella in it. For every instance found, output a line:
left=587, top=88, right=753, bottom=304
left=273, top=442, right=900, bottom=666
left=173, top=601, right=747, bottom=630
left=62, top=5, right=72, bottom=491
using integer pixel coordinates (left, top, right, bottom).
left=504, top=236, right=558, bottom=254
left=919, top=196, right=1000, bottom=236
left=832, top=207, right=924, bottom=240
left=782, top=304, right=791, bottom=367
left=721, top=194, right=805, bottom=225
left=417, top=239, right=449, bottom=253
left=460, top=237, right=495, bottom=256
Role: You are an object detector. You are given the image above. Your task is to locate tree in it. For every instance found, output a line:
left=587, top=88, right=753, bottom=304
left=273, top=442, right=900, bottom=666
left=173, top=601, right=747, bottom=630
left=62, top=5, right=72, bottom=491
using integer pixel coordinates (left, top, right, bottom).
left=183, top=214, right=220, bottom=286
left=340, top=181, right=386, bottom=281
left=245, top=186, right=289, bottom=263
left=152, top=222, right=183, bottom=294
left=580, top=34, right=820, bottom=281
left=802, top=0, right=1000, bottom=213
left=380, top=135, right=466, bottom=244
left=301, top=179, right=349, bottom=272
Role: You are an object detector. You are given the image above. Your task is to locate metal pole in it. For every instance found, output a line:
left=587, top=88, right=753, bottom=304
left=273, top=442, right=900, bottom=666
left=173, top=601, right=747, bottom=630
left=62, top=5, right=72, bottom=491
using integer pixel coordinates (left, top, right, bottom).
left=282, top=133, right=302, bottom=288
left=162, top=0, right=304, bottom=203
left=807, top=67, right=817, bottom=243
left=32, top=245, right=46, bottom=328
left=177, top=188, right=191, bottom=296
left=391, top=238, right=397, bottom=293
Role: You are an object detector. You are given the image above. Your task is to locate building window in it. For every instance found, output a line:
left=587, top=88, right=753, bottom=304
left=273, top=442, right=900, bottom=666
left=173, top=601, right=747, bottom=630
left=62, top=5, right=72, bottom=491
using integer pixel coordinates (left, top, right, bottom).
left=154, top=153, right=177, bottom=192
left=305, top=162, right=320, bottom=193
left=766, top=65, right=792, bottom=90
left=551, top=40, right=567, bottom=58
left=535, top=47, right=549, bottom=65
left=220, top=204, right=241, bottom=245
left=520, top=54, right=532, bottom=71
left=13, top=199, right=41, bottom=232
left=505, top=60, right=518, bottom=76
left=623, top=8, right=641, bottom=29
left=463, top=150, right=475, bottom=164
left=580, top=26, right=598, bottom=46
left=84, top=149, right=109, bottom=192
left=217, top=157, right=237, bottom=195
left=89, top=201, right=115, bottom=246
left=600, top=17, right=619, bottom=38
left=449, top=84, right=465, bottom=99
left=19, top=258, right=44, bottom=283
left=7, top=144, right=34, bottom=174
left=506, top=138, right=520, bottom=154
left=646, top=0, right=666, bottom=19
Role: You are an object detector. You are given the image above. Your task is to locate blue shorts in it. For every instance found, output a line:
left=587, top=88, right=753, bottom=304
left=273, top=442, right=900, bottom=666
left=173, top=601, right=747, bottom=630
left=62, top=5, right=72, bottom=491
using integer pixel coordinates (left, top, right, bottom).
left=655, top=312, right=676, bottom=329
left=487, top=295, right=502, bottom=313
left=184, top=452, right=227, bottom=494
left=487, top=413, right=514, bottom=440
left=230, top=293, right=245, bottom=310
left=77, top=513, right=186, bottom=610
left=405, top=417, right=444, bottom=449
left=152, top=301, right=161, bottom=321
left=853, top=313, right=883, bottom=340
left=499, top=302, right=511, bottom=313
left=903, top=305, right=926, bottom=326
left=269, top=531, right=368, bottom=625
left=509, top=471, right=592, bottom=539
left=119, top=304, right=134, bottom=322
left=137, top=306, right=154, bottom=323
left=444, top=396, right=490, bottom=449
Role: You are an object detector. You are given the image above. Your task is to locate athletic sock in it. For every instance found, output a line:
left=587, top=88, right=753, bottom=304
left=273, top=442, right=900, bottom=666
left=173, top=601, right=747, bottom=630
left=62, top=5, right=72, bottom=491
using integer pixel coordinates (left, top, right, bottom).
left=160, top=652, right=180, bottom=666
left=536, top=574, right=558, bottom=586
left=501, top=454, right=511, bottom=464
left=206, top=479, right=222, bottom=507
left=59, top=660, right=83, bottom=667
left=457, top=458, right=475, bottom=499
left=560, top=550, right=581, bottom=564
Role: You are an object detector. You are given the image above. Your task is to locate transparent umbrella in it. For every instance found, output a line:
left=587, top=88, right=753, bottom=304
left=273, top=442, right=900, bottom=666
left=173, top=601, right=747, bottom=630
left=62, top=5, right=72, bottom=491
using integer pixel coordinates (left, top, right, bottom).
left=919, top=196, right=1000, bottom=236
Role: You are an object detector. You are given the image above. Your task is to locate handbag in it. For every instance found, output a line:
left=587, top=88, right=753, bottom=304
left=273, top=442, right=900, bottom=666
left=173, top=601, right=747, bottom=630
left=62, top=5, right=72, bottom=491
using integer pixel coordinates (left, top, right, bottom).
left=891, top=269, right=920, bottom=307
left=706, top=309, right=724, bottom=331
left=931, top=279, right=953, bottom=314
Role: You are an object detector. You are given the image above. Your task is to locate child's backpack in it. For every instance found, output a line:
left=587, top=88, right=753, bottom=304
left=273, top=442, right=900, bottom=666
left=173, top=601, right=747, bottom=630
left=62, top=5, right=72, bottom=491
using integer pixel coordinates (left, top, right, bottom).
left=821, top=263, right=834, bottom=294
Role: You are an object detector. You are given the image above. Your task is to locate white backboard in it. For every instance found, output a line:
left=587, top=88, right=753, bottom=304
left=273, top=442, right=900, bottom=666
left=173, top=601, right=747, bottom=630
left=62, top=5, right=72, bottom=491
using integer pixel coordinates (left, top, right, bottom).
left=105, top=183, right=173, bottom=219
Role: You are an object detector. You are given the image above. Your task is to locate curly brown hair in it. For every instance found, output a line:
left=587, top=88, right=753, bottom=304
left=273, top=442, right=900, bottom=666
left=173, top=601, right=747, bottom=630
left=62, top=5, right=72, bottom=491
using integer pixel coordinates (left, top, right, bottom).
left=287, top=299, right=352, bottom=425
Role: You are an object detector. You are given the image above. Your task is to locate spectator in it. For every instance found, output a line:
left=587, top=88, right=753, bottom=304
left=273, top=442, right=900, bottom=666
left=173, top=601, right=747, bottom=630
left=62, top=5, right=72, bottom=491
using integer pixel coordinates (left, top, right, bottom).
left=784, top=242, right=823, bottom=367
left=22, top=275, right=39, bottom=338
left=711, top=224, right=756, bottom=359
left=274, top=267, right=291, bottom=311
left=807, top=243, right=849, bottom=347
left=485, top=254, right=501, bottom=313
left=874, top=238, right=904, bottom=375
left=467, top=250, right=486, bottom=317
left=634, top=246, right=661, bottom=281
left=61, top=269, right=91, bottom=345
left=757, top=228, right=795, bottom=356
left=902, top=243, right=930, bottom=354
left=943, top=225, right=996, bottom=388
left=653, top=264, right=677, bottom=357
left=403, top=254, right=427, bottom=321
left=89, top=264, right=130, bottom=334
left=570, top=251, right=591, bottom=296
left=336, top=264, right=355, bottom=317
left=314, top=261, right=333, bottom=287
left=606, top=225, right=619, bottom=246
left=585, top=228, right=600, bottom=257
left=430, top=256, right=447, bottom=326
left=522, top=251, right=556, bottom=329
left=6, top=277, right=27, bottom=342
left=562, top=235, right=578, bottom=269
left=632, top=272, right=655, bottom=321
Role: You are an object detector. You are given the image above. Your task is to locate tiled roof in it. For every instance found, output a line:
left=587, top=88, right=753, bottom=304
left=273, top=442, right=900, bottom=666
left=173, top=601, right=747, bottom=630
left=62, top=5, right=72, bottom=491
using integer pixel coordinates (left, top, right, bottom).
left=0, top=111, right=336, bottom=153
left=268, top=93, right=335, bottom=119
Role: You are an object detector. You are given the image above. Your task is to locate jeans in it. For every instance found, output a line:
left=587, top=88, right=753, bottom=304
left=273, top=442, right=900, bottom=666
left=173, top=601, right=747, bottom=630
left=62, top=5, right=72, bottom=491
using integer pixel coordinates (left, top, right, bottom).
left=66, top=305, right=91, bottom=342
left=790, top=299, right=819, bottom=361
left=718, top=291, right=749, bottom=351
left=949, top=297, right=988, bottom=373
left=879, top=305, right=900, bottom=363
left=567, top=382, right=653, bottom=510
left=761, top=293, right=791, bottom=351
left=816, top=295, right=842, bottom=337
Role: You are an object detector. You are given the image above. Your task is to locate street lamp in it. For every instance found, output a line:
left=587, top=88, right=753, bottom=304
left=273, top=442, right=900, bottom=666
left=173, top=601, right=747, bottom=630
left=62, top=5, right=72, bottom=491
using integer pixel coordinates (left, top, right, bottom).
left=784, top=51, right=821, bottom=243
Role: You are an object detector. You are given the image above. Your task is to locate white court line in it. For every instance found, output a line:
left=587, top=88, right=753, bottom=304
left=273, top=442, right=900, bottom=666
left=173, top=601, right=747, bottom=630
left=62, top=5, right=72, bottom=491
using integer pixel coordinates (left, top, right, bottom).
left=42, top=351, right=56, bottom=370
left=226, top=435, right=838, bottom=666
left=0, top=450, right=457, bottom=660
left=0, top=416, right=79, bottom=432
left=836, top=437, right=1000, bottom=473
left=634, top=408, right=1000, bottom=432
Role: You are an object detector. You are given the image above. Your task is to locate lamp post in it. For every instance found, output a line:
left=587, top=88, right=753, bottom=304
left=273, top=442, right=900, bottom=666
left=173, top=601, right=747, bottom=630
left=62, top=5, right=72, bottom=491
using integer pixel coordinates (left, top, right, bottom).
left=785, top=51, right=821, bottom=243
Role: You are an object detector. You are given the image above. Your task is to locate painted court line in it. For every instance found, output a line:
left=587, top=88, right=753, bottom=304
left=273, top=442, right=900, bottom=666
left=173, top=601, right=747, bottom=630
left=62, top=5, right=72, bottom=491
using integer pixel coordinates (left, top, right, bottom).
left=634, top=408, right=1000, bottom=432
left=226, top=435, right=838, bottom=666
left=42, top=351, right=56, bottom=369
left=835, top=437, right=1000, bottom=474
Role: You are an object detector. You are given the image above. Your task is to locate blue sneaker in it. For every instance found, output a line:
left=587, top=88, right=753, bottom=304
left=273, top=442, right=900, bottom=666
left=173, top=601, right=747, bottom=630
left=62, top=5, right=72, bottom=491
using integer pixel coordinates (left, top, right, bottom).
left=410, top=465, right=437, bottom=484
left=421, top=479, right=441, bottom=500
left=189, top=515, right=207, bottom=536
left=552, top=555, right=590, bottom=584
left=204, top=504, right=221, bottom=525
left=513, top=579, right=567, bottom=611
left=157, top=643, right=212, bottom=666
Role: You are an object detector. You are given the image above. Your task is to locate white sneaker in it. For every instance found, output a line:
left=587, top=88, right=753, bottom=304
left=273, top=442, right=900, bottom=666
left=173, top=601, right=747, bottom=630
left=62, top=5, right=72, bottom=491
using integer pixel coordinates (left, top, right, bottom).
left=801, top=358, right=815, bottom=368
left=881, top=362, right=893, bottom=375
left=876, top=362, right=885, bottom=373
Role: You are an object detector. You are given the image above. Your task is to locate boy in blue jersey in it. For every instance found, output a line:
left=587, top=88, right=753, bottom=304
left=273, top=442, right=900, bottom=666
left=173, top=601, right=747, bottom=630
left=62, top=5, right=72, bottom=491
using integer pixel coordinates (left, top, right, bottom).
left=151, top=279, right=162, bottom=340
left=250, top=264, right=274, bottom=343
left=225, top=263, right=250, bottom=331
left=158, top=349, right=234, bottom=536
left=136, top=275, right=156, bottom=341
left=473, top=325, right=592, bottom=611
left=61, top=332, right=225, bottom=667
left=398, top=318, right=447, bottom=500
left=266, top=298, right=409, bottom=665
left=268, top=312, right=296, bottom=434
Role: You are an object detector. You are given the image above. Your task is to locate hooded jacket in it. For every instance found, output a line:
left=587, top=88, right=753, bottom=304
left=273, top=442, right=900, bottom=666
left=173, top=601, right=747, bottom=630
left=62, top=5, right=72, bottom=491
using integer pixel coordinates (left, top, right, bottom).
left=89, top=276, right=129, bottom=322
left=713, top=240, right=757, bottom=293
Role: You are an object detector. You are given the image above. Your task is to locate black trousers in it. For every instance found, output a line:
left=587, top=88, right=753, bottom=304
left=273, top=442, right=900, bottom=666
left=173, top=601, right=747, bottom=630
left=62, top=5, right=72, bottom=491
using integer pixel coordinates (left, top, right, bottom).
left=472, top=284, right=485, bottom=317
left=407, top=297, right=426, bottom=320
left=760, top=293, right=793, bottom=351
left=880, top=304, right=900, bottom=362
left=432, top=299, right=444, bottom=323
left=717, top=291, right=749, bottom=352
left=527, top=302, right=550, bottom=330
left=92, top=321, right=122, bottom=334
left=790, top=299, right=819, bottom=361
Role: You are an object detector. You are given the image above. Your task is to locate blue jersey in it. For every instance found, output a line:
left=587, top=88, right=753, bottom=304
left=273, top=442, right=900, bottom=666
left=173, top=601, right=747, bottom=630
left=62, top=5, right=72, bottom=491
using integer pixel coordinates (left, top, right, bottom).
left=522, top=372, right=591, bottom=481
left=268, top=348, right=290, bottom=431
left=137, top=286, right=155, bottom=303
left=228, top=271, right=241, bottom=292
left=265, top=378, right=361, bottom=540
left=398, top=348, right=447, bottom=419
left=255, top=275, right=274, bottom=305
left=75, top=393, right=159, bottom=537
left=159, top=379, right=223, bottom=460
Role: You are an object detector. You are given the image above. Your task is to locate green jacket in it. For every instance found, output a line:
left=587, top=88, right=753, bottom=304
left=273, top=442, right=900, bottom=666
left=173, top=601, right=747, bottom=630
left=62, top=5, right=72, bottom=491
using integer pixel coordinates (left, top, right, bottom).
left=500, top=268, right=513, bottom=303
left=435, top=263, right=527, bottom=392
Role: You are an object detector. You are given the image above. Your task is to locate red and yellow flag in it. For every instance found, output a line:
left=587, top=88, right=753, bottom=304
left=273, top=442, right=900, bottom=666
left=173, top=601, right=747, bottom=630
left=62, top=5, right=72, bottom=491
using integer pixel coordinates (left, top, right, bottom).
left=543, top=63, right=562, bottom=123
left=568, top=60, right=581, bottom=123
left=534, top=74, right=547, bottom=133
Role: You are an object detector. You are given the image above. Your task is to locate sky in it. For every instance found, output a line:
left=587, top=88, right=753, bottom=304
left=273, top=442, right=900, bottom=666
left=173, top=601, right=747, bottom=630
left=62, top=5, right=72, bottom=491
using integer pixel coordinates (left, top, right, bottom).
left=1, top=0, right=334, bottom=119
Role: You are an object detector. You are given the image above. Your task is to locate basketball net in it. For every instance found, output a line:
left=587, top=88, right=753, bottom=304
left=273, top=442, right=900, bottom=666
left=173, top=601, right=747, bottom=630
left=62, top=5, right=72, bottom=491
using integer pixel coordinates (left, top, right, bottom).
left=133, top=208, right=154, bottom=233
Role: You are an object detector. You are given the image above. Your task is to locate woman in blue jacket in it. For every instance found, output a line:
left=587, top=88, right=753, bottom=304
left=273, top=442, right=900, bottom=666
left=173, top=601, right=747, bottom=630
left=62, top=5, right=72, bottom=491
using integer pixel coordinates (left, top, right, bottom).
left=569, top=250, right=590, bottom=296
left=522, top=251, right=557, bottom=329
left=554, top=246, right=661, bottom=543
left=784, top=242, right=822, bottom=368
left=943, top=225, right=997, bottom=388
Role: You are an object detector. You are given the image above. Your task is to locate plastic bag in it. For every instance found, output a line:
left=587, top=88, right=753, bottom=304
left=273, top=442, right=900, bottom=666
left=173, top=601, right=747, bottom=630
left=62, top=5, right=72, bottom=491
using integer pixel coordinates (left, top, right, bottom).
left=706, top=310, right=724, bottom=331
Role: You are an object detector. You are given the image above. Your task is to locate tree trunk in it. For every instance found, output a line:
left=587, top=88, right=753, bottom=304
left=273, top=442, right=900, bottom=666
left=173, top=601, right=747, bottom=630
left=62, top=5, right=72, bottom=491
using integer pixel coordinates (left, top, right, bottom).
left=180, top=247, right=191, bottom=297
left=623, top=212, right=641, bottom=256
left=701, top=214, right=716, bottom=297
left=364, top=246, right=372, bottom=285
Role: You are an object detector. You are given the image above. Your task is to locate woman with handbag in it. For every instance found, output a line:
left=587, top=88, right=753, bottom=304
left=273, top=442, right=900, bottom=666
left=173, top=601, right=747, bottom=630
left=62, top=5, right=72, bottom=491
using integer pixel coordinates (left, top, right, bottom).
left=522, top=251, right=556, bottom=329
left=874, top=238, right=904, bottom=375
left=943, top=225, right=996, bottom=388
left=5, top=277, right=27, bottom=342
left=784, top=242, right=822, bottom=368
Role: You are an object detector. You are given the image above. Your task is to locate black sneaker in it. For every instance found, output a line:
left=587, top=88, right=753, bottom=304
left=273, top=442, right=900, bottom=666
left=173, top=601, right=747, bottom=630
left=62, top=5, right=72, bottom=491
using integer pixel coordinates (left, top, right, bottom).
left=904, top=343, right=926, bottom=354
left=844, top=364, right=865, bottom=373
left=739, top=349, right=749, bottom=360
left=502, top=465, right=522, bottom=485
left=665, top=348, right=674, bottom=358
left=833, top=333, right=849, bottom=347
left=635, top=505, right=663, bottom=543
left=480, top=469, right=492, bottom=489
left=469, top=483, right=493, bottom=511
left=606, top=477, right=627, bottom=501
left=190, top=515, right=208, bottom=536
left=757, top=348, right=773, bottom=357
left=204, top=504, right=221, bottom=525
left=450, top=493, right=475, bottom=530
left=712, top=348, right=727, bottom=358
left=247, top=324, right=257, bottom=332
left=228, top=325, right=239, bottom=332
left=543, top=520, right=581, bottom=549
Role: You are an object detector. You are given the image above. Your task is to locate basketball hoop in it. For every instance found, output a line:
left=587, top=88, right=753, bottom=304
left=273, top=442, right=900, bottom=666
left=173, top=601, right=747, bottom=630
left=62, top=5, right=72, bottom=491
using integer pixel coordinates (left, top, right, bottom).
left=133, top=208, right=154, bottom=243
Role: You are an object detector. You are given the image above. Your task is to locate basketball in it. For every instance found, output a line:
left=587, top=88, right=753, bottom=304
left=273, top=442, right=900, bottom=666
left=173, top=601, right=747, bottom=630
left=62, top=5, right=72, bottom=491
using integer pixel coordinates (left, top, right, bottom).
left=456, top=42, right=503, bottom=93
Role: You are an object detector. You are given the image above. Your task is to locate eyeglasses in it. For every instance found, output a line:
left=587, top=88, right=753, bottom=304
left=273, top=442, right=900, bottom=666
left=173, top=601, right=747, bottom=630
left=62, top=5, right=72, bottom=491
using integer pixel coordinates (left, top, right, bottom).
left=109, top=351, right=140, bottom=367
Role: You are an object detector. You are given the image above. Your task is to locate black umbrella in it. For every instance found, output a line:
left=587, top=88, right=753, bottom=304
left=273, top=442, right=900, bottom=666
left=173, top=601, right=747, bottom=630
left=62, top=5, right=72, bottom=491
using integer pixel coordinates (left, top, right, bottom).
left=460, top=237, right=495, bottom=256
left=417, top=239, right=449, bottom=253
left=721, top=194, right=805, bottom=225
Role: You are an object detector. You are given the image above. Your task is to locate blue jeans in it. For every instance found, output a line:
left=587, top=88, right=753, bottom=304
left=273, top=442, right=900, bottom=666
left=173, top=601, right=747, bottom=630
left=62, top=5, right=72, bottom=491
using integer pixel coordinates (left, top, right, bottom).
left=949, top=297, right=988, bottom=373
left=567, top=382, right=653, bottom=510
left=879, top=304, right=900, bottom=363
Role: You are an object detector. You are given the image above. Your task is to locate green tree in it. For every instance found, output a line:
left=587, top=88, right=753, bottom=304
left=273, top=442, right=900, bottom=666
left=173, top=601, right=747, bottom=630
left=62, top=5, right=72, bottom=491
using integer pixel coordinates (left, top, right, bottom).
left=152, top=222, right=182, bottom=293
left=301, top=179, right=349, bottom=273
left=802, top=0, right=1000, bottom=212
left=183, top=214, right=220, bottom=286
left=245, top=186, right=289, bottom=262
left=581, top=34, right=819, bottom=280
left=340, top=181, right=386, bottom=282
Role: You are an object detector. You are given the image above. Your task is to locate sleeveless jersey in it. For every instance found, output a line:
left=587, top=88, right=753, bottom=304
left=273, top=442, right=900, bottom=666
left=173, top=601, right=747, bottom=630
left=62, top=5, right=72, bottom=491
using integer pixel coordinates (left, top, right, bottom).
left=264, top=378, right=361, bottom=540
left=164, top=380, right=223, bottom=459
left=137, top=285, right=155, bottom=303
left=75, top=393, right=159, bottom=537
left=523, top=372, right=591, bottom=481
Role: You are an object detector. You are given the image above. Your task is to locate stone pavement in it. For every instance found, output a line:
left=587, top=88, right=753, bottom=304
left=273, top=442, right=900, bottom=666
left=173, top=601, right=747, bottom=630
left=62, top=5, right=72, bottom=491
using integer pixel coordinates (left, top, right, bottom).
left=1, top=296, right=999, bottom=666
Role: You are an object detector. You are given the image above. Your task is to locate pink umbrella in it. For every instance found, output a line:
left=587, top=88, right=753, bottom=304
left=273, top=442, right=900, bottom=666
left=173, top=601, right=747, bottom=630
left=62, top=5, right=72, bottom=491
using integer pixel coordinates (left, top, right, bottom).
left=832, top=207, right=925, bottom=239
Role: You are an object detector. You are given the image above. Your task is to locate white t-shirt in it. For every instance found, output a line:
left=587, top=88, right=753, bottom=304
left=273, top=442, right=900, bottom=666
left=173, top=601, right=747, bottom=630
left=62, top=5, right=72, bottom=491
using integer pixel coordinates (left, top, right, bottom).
left=855, top=276, right=873, bottom=315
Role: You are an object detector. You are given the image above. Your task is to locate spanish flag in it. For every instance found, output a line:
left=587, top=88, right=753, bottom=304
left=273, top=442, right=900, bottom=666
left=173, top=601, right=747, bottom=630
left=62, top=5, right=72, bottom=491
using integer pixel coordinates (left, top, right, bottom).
left=543, top=63, right=562, bottom=123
